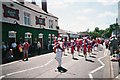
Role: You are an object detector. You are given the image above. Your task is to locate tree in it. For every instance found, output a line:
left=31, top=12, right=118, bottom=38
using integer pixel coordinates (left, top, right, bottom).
left=94, top=27, right=100, bottom=32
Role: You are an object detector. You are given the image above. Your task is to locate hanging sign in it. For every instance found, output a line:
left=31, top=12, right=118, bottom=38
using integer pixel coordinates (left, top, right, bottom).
left=35, top=16, right=45, bottom=26
left=3, top=4, right=19, bottom=20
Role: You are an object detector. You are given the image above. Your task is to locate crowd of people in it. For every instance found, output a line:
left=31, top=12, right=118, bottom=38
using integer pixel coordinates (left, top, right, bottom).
left=53, top=37, right=104, bottom=72
left=1, top=40, right=42, bottom=63
left=53, top=35, right=120, bottom=73
left=1, top=35, right=120, bottom=73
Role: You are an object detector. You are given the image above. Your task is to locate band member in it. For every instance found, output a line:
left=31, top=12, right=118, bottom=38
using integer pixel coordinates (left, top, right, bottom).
left=62, top=39, right=67, bottom=56
left=55, top=38, right=64, bottom=72
left=66, top=40, right=70, bottom=53
left=82, top=37, right=88, bottom=60
left=76, top=39, right=80, bottom=56
left=71, top=39, right=75, bottom=59
left=53, top=39, right=57, bottom=53
left=88, top=41, right=91, bottom=57
left=79, top=38, right=83, bottom=53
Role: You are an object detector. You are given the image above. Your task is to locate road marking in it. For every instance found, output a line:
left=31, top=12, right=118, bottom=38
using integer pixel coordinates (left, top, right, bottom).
left=89, top=49, right=107, bottom=78
left=44, top=59, right=54, bottom=66
left=89, top=73, right=93, bottom=78
left=0, top=51, right=70, bottom=78
left=0, top=75, right=5, bottom=79
left=116, top=76, right=118, bottom=78
left=116, top=75, right=119, bottom=78
left=0, top=59, right=54, bottom=78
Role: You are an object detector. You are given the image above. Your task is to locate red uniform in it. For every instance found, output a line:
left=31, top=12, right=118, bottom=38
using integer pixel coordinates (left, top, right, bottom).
left=88, top=43, right=91, bottom=53
left=71, top=42, right=74, bottom=54
left=83, top=40, right=87, bottom=55
left=53, top=40, right=57, bottom=53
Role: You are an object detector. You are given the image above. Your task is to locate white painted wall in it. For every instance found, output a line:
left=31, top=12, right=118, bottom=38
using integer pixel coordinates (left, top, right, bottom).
left=2, top=0, right=58, bottom=30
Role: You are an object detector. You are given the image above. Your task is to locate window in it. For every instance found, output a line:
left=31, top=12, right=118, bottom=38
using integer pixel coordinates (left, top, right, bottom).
left=38, top=33, right=43, bottom=38
left=25, top=32, right=32, bottom=38
left=49, top=20, right=53, bottom=28
left=8, top=31, right=17, bottom=38
left=24, top=12, right=30, bottom=25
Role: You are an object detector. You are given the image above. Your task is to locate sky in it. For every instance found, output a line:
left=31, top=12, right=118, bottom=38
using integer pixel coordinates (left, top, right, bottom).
left=26, top=0, right=119, bottom=32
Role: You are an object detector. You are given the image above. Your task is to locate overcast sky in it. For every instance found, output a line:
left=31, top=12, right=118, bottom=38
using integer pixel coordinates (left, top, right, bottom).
left=26, top=0, right=119, bottom=32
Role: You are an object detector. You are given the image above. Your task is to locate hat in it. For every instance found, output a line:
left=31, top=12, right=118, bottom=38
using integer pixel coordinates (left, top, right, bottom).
left=83, top=37, right=87, bottom=39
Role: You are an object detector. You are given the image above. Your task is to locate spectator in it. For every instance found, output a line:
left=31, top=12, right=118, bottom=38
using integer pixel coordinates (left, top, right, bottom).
left=1, top=42, right=7, bottom=54
left=37, top=41, right=41, bottom=54
left=110, top=36, right=118, bottom=55
left=6, top=49, right=14, bottom=62
left=18, top=43, right=23, bottom=59
left=11, top=41, right=17, bottom=58
left=23, top=40, right=30, bottom=61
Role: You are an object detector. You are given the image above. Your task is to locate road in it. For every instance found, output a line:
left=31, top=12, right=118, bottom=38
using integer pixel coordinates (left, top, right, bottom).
left=0, top=45, right=118, bottom=79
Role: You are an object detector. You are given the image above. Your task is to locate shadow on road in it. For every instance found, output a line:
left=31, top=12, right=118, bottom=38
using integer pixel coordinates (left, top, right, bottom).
left=78, top=55, right=84, bottom=57
left=57, top=67, right=68, bottom=73
left=92, top=53, right=97, bottom=55
left=73, top=58, right=79, bottom=60
left=86, top=59, right=94, bottom=63
left=90, top=55, right=96, bottom=58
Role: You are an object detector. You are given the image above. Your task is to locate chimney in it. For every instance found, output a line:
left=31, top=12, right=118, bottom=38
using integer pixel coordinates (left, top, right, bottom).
left=31, top=0, right=36, bottom=5
left=17, top=0, right=24, bottom=4
left=42, top=0, right=48, bottom=13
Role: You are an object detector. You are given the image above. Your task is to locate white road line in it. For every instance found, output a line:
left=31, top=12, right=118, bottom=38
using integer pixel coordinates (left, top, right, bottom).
left=0, top=75, right=5, bottom=79
left=44, top=59, right=54, bottom=66
left=89, top=49, right=107, bottom=78
left=116, top=75, right=119, bottom=78
left=89, top=73, right=93, bottom=78
left=0, top=59, right=54, bottom=78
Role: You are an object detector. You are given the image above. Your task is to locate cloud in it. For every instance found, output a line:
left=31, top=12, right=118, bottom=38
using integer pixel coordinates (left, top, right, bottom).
left=76, top=8, right=94, bottom=15
left=97, top=0, right=119, bottom=5
left=47, top=0, right=74, bottom=9
left=82, top=9, right=94, bottom=13
left=97, top=11, right=117, bottom=18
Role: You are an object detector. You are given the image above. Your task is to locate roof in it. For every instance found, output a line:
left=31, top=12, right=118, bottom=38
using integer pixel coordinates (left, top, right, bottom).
left=25, top=2, right=47, bottom=14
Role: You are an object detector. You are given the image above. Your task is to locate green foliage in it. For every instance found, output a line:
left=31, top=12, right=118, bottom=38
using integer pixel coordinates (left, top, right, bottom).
left=88, top=23, right=118, bottom=39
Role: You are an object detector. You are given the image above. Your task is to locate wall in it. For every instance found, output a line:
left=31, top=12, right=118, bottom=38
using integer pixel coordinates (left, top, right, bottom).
left=2, top=1, right=58, bottom=30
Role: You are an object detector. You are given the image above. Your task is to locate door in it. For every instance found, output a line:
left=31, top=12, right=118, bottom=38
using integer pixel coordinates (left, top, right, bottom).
left=38, top=38, right=43, bottom=49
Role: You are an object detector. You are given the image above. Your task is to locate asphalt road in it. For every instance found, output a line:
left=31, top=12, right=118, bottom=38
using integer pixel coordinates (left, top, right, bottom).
left=0, top=45, right=116, bottom=79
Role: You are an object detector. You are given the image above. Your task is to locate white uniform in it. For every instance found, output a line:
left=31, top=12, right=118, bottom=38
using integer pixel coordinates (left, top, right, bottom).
left=56, top=41, right=63, bottom=67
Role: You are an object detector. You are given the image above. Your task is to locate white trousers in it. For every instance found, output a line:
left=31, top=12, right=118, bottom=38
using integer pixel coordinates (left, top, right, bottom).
left=56, top=51, right=62, bottom=67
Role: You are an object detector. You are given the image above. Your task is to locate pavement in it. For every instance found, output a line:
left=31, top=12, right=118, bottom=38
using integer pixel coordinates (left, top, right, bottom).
left=109, top=52, right=120, bottom=80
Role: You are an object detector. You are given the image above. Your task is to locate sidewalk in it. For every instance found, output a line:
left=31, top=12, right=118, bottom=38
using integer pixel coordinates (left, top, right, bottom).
left=109, top=50, right=120, bottom=79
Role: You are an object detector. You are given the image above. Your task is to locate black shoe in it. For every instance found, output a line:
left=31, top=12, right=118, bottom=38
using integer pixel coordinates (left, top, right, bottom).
left=26, top=58, right=28, bottom=61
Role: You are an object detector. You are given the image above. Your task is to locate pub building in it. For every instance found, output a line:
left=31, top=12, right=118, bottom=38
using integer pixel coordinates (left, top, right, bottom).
left=1, top=0, right=59, bottom=51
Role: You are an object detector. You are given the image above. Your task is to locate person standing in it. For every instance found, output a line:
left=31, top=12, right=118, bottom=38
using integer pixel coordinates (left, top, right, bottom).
left=11, top=41, right=17, bottom=58
left=88, top=41, right=91, bottom=57
left=23, top=40, right=30, bottom=61
left=110, top=36, right=118, bottom=55
left=82, top=37, right=88, bottom=60
left=18, top=43, right=23, bottom=59
left=55, top=39, right=64, bottom=72
left=37, top=41, right=41, bottom=54
left=71, top=39, right=75, bottom=59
